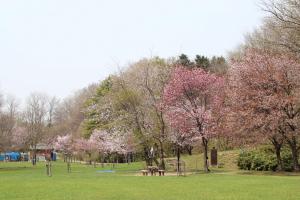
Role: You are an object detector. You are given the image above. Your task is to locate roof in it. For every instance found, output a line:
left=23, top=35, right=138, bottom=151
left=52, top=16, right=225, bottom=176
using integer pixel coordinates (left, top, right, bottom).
left=30, top=143, right=53, bottom=150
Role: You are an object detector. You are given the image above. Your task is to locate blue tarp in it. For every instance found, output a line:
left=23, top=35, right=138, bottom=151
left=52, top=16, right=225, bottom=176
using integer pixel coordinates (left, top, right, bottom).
left=0, top=152, right=21, bottom=161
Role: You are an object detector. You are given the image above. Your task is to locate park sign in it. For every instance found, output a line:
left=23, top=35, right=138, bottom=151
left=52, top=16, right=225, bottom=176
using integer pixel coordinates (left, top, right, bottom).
left=211, top=147, right=218, bottom=166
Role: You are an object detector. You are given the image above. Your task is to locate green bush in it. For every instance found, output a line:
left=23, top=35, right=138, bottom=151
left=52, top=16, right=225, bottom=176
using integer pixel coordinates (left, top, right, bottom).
left=281, top=150, right=294, bottom=172
left=237, top=151, right=252, bottom=170
left=237, top=147, right=293, bottom=172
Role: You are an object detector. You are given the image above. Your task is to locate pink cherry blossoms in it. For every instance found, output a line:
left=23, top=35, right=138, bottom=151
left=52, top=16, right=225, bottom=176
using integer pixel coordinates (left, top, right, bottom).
left=162, top=66, right=224, bottom=172
left=89, top=129, right=135, bottom=155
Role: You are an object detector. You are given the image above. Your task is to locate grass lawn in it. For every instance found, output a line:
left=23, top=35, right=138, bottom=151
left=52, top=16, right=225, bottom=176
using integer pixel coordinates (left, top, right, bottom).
left=0, top=158, right=300, bottom=200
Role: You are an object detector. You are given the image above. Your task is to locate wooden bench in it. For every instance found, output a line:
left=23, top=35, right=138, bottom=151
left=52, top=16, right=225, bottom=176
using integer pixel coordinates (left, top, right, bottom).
left=141, top=170, right=148, bottom=176
left=158, top=170, right=165, bottom=176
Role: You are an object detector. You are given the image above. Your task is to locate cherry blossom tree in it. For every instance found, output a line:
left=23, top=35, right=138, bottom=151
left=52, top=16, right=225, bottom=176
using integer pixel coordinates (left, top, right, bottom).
left=88, top=130, right=107, bottom=165
left=89, top=130, right=106, bottom=151
left=83, top=58, right=172, bottom=168
left=74, top=138, right=95, bottom=164
left=168, top=126, right=195, bottom=174
left=229, top=49, right=300, bottom=171
left=163, top=66, right=224, bottom=172
left=55, top=135, right=73, bottom=153
left=54, top=134, right=74, bottom=163
left=135, top=58, right=171, bottom=169
left=90, top=129, right=136, bottom=165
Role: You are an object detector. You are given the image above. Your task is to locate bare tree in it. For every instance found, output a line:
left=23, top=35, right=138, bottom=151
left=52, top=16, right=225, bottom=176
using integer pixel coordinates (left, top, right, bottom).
left=23, top=93, right=48, bottom=165
left=244, top=0, right=300, bottom=56
left=0, top=95, right=19, bottom=152
left=47, top=97, right=59, bottom=128
left=54, top=84, right=97, bottom=139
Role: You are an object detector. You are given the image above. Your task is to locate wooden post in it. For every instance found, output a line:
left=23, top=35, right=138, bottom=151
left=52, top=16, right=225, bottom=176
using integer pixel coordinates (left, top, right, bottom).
left=46, top=160, right=52, bottom=177
left=67, top=155, right=71, bottom=173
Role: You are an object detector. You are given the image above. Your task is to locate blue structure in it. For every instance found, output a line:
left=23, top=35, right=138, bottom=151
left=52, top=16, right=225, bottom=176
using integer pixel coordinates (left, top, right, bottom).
left=51, top=152, right=57, bottom=161
left=0, top=154, right=4, bottom=161
left=0, top=152, right=21, bottom=161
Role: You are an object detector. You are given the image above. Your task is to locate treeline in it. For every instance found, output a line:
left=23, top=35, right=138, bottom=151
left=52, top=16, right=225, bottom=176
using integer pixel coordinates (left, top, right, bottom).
left=82, top=55, right=227, bottom=171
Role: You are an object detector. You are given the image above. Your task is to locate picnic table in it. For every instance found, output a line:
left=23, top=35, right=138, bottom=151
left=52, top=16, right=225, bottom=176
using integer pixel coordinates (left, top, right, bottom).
left=140, top=166, right=165, bottom=176
left=141, top=170, right=148, bottom=176
left=158, top=169, right=165, bottom=176
left=147, top=166, right=158, bottom=176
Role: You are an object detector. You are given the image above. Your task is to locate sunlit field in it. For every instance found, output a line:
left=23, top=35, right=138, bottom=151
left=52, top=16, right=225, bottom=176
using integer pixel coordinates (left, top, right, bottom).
left=1, top=157, right=300, bottom=200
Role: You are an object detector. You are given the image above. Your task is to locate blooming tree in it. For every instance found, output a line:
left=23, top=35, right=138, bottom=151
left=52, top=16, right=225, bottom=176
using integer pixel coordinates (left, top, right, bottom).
left=228, top=49, right=300, bottom=171
left=90, top=129, right=135, bottom=161
left=54, top=134, right=74, bottom=162
left=74, top=138, right=96, bottom=164
left=163, top=66, right=224, bottom=172
left=89, top=130, right=106, bottom=155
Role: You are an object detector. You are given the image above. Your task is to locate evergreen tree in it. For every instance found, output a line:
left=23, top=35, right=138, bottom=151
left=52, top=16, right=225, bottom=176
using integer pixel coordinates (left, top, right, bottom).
left=195, top=55, right=210, bottom=70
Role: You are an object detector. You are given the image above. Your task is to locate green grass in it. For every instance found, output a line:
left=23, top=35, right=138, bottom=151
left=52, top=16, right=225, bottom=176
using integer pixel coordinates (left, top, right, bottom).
left=180, top=150, right=240, bottom=171
left=0, top=156, right=300, bottom=200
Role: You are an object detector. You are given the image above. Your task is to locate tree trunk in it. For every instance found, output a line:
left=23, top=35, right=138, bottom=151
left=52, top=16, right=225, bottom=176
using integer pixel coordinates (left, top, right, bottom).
left=275, top=146, right=284, bottom=171
left=176, top=145, right=181, bottom=175
left=32, top=148, right=37, bottom=166
left=270, top=137, right=284, bottom=171
left=67, top=155, right=71, bottom=173
left=286, top=137, right=300, bottom=171
left=152, top=157, right=159, bottom=167
left=88, top=153, right=92, bottom=165
left=159, top=141, right=165, bottom=170
left=202, top=137, right=210, bottom=173
left=46, top=160, right=52, bottom=176
left=290, top=143, right=300, bottom=171
left=196, top=117, right=209, bottom=172
left=99, top=152, right=103, bottom=167
left=185, top=145, right=193, bottom=155
left=143, top=147, right=151, bottom=166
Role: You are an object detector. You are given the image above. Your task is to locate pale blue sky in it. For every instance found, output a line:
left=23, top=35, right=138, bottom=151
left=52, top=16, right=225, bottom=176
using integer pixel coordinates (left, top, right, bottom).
left=0, top=0, right=264, bottom=101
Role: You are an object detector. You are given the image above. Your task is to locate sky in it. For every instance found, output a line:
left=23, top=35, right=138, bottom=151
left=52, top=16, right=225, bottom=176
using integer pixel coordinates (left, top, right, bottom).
left=0, top=0, right=264, bottom=102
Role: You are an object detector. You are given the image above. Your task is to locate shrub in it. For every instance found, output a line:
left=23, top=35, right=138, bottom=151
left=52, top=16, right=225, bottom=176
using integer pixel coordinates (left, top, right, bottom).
left=281, top=150, right=294, bottom=172
left=237, top=151, right=252, bottom=170
left=237, top=147, right=294, bottom=172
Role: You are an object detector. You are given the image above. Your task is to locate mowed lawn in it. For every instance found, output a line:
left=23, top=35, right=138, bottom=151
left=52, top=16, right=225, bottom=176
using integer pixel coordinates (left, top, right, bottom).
left=0, top=161, right=299, bottom=200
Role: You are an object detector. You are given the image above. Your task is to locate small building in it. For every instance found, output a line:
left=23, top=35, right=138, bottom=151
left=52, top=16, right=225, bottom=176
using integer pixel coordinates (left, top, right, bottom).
left=30, top=143, right=56, bottom=161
